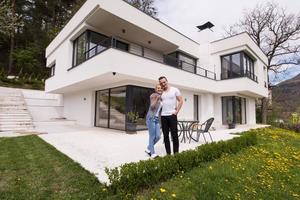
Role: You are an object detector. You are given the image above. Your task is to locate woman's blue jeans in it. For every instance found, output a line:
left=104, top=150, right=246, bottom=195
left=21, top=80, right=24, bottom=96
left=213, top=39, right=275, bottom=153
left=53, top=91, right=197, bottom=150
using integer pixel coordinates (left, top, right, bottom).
left=146, top=116, right=161, bottom=154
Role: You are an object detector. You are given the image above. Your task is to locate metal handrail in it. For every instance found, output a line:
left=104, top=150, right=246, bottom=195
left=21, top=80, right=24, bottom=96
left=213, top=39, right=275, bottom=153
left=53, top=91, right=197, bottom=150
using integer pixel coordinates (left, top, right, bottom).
left=221, top=70, right=258, bottom=82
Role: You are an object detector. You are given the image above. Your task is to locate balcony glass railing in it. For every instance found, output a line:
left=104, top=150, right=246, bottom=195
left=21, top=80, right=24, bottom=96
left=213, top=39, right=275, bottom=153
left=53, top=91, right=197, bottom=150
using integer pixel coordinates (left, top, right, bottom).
left=72, top=37, right=216, bottom=80
left=221, top=70, right=258, bottom=82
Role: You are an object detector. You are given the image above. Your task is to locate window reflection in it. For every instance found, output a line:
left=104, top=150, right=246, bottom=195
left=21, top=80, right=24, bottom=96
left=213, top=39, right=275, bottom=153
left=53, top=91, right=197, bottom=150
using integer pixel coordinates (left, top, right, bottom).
left=95, top=86, right=153, bottom=131
left=221, top=52, right=255, bottom=81
left=96, top=90, right=109, bottom=128
left=222, top=96, right=246, bottom=125
left=109, top=87, right=126, bottom=130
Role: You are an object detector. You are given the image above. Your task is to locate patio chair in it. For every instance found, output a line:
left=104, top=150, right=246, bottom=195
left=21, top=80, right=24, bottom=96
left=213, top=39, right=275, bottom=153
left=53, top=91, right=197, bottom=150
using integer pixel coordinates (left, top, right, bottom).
left=189, top=118, right=214, bottom=143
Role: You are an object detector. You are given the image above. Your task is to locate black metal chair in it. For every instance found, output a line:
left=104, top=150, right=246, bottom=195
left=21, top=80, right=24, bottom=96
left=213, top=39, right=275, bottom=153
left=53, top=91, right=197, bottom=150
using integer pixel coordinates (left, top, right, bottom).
left=189, top=118, right=214, bottom=143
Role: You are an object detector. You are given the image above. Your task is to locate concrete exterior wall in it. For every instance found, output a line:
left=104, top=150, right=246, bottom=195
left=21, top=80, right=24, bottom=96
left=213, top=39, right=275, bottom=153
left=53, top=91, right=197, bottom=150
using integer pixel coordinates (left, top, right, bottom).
left=63, top=90, right=95, bottom=126
left=177, top=90, right=194, bottom=120
left=21, top=89, right=64, bottom=122
left=213, top=95, right=223, bottom=127
left=247, top=97, right=256, bottom=125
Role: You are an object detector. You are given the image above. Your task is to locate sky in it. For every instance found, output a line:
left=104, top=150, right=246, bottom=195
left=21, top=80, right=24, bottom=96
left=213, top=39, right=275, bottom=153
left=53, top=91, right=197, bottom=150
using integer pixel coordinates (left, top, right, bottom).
left=154, top=0, right=300, bottom=84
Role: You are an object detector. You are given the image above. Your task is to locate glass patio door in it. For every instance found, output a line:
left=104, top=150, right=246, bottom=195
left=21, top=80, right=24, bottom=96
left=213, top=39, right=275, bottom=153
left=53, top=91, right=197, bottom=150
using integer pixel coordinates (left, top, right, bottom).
left=222, top=96, right=246, bottom=125
left=95, top=90, right=109, bottom=128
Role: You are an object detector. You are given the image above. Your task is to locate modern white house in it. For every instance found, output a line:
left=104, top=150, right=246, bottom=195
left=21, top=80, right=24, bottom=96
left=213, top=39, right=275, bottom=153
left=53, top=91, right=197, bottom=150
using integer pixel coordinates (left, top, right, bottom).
left=45, top=0, right=269, bottom=132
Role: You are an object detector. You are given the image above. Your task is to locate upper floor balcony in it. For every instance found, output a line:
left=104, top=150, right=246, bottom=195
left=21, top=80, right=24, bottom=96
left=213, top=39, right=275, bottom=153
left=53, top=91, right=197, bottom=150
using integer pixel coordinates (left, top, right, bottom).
left=69, top=30, right=216, bottom=80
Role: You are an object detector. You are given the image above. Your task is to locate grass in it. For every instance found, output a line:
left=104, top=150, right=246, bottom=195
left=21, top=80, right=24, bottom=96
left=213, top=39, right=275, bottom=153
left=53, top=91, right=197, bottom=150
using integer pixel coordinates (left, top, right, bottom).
left=0, top=136, right=108, bottom=200
left=135, top=127, right=300, bottom=200
left=0, top=127, right=299, bottom=199
left=0, top=79, right=44, bottom=90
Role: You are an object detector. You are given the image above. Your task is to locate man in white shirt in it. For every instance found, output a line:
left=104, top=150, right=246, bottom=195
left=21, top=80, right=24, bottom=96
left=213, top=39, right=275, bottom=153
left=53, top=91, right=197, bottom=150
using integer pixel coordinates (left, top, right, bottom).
left=159, top=76, right=183, bottom=155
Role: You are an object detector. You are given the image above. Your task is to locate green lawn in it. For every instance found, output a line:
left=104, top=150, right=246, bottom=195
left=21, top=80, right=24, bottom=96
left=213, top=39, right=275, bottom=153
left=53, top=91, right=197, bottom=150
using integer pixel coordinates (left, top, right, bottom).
left=136, top=127, right=300, bottom=200
left=1, top=128, right=300, bottom=200
left=0, top=136, right=107, bottom=200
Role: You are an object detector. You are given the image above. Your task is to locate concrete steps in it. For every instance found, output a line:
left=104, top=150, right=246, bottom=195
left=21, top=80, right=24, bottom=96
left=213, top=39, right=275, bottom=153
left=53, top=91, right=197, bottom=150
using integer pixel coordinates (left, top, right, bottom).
left=0, top=87, right=35, bottom=132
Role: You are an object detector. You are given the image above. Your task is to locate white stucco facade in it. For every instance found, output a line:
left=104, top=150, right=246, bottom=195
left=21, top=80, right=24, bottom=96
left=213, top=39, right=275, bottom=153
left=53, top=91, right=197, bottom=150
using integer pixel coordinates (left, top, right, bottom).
left=44, top=0, right=268, bottom=130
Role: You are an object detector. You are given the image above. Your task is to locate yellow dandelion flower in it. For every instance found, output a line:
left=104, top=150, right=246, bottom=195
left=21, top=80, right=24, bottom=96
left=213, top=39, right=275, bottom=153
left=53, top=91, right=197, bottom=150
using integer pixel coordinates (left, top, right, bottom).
left=160, top=188, right=166, bottom=193
left=208, top=166, right=213, bottom=170
left=171, top=193, right=176, bottom=198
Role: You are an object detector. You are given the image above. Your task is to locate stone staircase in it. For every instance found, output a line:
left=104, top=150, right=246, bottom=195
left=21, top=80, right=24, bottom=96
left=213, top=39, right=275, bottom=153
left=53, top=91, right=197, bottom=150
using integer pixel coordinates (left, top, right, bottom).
left=0, top=87, right=35, bottom=132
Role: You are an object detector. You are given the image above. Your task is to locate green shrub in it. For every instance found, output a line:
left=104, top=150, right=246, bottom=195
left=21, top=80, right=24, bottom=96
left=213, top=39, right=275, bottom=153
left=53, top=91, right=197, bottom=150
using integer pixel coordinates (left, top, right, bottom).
left=105, top=132, right=257, bottom=194
left=272, top=123, right=300, bottom=133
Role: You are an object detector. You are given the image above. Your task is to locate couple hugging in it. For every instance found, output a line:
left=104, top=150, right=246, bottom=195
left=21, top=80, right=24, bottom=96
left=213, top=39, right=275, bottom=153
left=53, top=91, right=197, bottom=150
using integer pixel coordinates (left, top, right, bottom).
left=145, top=76, right=183, bottom=159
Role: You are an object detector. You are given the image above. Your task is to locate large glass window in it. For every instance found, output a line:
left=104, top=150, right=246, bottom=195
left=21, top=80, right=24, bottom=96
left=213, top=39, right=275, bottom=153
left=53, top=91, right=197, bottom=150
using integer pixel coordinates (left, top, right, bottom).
left=109, top=87, right=126, bottom=130
left=231, top=53, right=241, bottom=77
left=243, top=53, right=254, bottom=80
left=127, top=86, right=153, bottom=130
left=74, top=33, right=87, bottom=66
left=164, top=51, right=197, bottom=73
left=95, top=89, right=109, bottom=128
left=115, top=40, right=129, bottom=52
left=73, top=30, right=110, bottom=67
left=221, top=55, right=230, bottom=79
left=222, top=96, right=246, bottom=125
left=88, top=31, right=109, bottom=58
left=95, top=85, right=153, bottom=131
left=221, top=52, right=255, bottom=81
left=178, top=53, right=196, bottom=73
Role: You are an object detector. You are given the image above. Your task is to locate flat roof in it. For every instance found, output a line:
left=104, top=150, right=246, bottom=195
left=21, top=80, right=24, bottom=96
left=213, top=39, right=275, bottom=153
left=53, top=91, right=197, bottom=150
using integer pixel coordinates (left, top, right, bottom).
left=121, top=0, right=199, bottom=45
left=211, top=32, right=268, bottom=58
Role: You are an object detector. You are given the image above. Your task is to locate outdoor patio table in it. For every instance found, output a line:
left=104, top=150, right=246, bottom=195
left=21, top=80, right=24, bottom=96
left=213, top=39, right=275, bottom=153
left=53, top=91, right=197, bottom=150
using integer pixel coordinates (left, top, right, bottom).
left=177, top=120, right=199, bottom=143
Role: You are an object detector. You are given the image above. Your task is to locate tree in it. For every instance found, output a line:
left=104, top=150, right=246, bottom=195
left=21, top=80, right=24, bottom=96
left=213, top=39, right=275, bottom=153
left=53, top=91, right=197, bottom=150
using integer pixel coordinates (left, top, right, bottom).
left=0, top=0, right=22, bottom=74
left=0, top=0, right=85, bottom=77
left=225, top=2, right=300, bottom=124
left=0, top=0, right=157, bottom=81
left=125, top=0, right=157, bottom=17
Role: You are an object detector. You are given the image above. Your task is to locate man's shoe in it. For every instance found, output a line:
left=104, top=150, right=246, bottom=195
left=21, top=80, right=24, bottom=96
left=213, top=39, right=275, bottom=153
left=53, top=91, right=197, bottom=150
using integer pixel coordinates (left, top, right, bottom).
left=145, top=149, right=151, bottom=157
left=151, top=154, right=159, bottom=159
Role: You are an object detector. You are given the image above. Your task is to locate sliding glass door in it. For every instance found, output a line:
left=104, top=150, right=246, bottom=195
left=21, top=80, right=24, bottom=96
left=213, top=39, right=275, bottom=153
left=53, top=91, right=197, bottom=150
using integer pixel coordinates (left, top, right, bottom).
left=109, top=87, right=126, bottom=130
left=222, top=96, right=247, bottom=125
left=95, top=85, right=153, bottom=131
left=95, top=89, right=109, bottom=128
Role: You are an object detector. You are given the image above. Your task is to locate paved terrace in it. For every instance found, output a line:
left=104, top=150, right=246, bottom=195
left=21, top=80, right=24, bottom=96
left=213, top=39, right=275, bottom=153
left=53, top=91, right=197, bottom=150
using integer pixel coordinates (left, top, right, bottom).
left=31, top=123, right=267, bottom=183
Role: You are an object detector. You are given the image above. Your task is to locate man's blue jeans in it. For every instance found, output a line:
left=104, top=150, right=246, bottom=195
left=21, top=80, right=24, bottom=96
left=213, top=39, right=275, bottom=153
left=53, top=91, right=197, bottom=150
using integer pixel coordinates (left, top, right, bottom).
left=146, top=116, right=161, bottom=155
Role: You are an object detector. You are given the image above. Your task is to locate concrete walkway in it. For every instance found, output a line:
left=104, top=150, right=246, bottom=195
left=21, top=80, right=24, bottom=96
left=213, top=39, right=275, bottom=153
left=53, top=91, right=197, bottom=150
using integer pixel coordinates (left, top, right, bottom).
left=35, top=123, right=267, bottom=183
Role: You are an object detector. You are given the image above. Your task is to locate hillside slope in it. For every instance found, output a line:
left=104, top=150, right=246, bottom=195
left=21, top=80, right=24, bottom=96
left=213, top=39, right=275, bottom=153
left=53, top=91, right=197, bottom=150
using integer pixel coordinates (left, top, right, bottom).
left=272, top=73, right=300, bottom=117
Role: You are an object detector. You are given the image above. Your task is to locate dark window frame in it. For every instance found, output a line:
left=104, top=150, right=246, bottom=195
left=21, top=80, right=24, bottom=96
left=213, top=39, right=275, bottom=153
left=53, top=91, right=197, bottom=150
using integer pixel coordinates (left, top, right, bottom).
left=222, top=96, right=247, bottom=125
left=72, top=30, right=110, bottom=68
left=194, top=95, right=199, bottom=121
left=95, top=85, right=154, bottom=131
left=166, top=51, right=198, bottom=73
left=49, top=63, right=56, bottom=77
left=115, top=39, right=129, bottom=52
left=221, top=51, right=255, bottom=81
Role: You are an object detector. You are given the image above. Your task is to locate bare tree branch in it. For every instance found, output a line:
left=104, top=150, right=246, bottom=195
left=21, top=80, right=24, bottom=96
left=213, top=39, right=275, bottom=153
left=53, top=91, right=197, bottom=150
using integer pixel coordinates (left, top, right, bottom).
left=224, top=2, right=300, bottom=75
